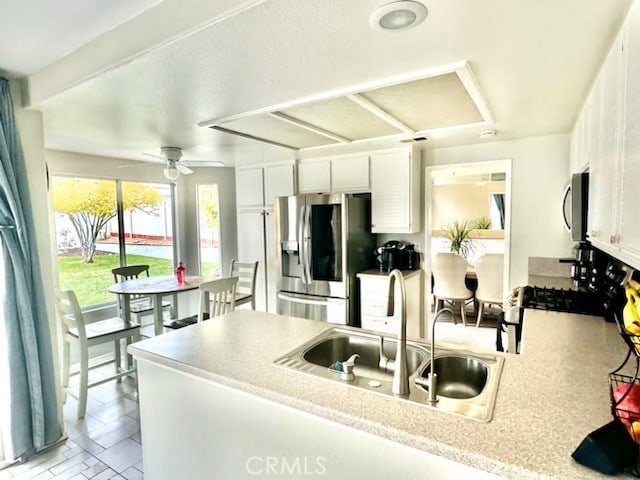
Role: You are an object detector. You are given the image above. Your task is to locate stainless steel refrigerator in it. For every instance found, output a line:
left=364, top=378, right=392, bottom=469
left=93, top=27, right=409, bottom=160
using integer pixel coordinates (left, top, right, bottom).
left=273, top=193, right=375, bottom=326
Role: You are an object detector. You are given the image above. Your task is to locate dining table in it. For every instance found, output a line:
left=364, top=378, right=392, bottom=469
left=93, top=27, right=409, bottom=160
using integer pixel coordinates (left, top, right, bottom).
left=108, top=275, right=215, bottom=335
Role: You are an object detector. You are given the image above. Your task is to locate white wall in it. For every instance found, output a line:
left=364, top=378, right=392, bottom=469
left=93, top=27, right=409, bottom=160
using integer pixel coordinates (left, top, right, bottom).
left=432, top=181, right=505, bottom=229
left=425, top=134, right=573, bottom=288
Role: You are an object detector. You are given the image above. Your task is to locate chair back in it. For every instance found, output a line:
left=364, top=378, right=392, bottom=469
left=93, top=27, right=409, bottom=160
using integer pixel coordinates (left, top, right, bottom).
left=198, top=277, right=239, bottom=322
left=432, top=253, right=472, bottom=300
left=475, top=254, right=504, bottom=303
left=111, top=265, right=150, bottom=282
left=55, top=289, right=87, bottom=340
left=230, top=260, right=258, bottom=298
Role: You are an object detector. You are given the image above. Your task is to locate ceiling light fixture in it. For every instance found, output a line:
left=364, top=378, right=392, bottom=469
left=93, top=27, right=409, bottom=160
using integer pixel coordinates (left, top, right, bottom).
left=163, top=162, right=181, bottom=181
left=370, top=1, right=428, bottom=32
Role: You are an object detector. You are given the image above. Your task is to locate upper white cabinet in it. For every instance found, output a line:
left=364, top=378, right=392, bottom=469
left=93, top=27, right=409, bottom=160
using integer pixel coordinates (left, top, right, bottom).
left=236, top=163, right=295, bottom=208
left=235, top=167, right=264, bottom=208
left=264, top=164, right=295, bottom=206
left=585, top=3, right=640, bottom=269
left=370, top=147, right=421, bottom=233
left=330, top=156, right=370, bottom=192
left=297, top=160, right=331, bottom=193
left=297, top=155, right=370, bottom=194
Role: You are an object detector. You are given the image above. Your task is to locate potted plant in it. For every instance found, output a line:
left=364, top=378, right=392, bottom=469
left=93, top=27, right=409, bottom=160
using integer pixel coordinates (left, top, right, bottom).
left=471, top=216, right=492, bottom=230
left=443, top=220, right=475, bottom=258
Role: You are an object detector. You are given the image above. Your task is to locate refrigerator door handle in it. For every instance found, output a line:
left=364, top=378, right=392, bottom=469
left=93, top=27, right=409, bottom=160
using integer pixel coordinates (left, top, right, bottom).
left=277, top=292, right=332, bottom=307
left=298, top=204, right=308, bottom=285
left=303, top=203, right=312, bottom=285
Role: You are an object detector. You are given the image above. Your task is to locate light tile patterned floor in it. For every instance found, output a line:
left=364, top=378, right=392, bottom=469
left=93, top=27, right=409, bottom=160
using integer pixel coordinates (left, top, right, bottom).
left=1, top=363, right=143, bottom=480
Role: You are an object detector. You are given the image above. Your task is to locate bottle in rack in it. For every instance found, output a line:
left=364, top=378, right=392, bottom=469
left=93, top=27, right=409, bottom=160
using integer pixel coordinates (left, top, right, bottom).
left=176, top=262, right=186, bottom=283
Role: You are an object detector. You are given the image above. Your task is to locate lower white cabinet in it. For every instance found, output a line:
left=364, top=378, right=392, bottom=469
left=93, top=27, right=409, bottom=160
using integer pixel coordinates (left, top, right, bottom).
left=358, top=270, right=423, bottom=338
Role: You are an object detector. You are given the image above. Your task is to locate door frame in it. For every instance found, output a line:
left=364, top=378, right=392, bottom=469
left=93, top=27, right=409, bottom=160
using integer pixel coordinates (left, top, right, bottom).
left=423, top=159, right=512, bottom=336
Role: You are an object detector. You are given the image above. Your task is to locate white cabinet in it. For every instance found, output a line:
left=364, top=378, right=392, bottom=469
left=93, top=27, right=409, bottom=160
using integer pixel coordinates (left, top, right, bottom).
left=297, top=161, right=331, bottom=193
left=235, top=167, right=264, bottom=208
left=358, top=270, right=423, bottom=339
left=370, top=147, right=420, bottom=233
left=584, top=4, right=640, bottom=269
left=237, top=164, right=295, bottom=208
left=235, top=162, right=295, bottom=311
left=331, top=156, right=369, bottom=192
left=297, top=155, right=370, bottom=194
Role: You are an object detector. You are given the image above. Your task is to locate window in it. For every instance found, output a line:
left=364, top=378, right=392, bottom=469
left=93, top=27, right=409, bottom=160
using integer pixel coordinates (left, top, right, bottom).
left=51, top=176, right=176, bottom=307
left=197, top=184, right=222, bottom=277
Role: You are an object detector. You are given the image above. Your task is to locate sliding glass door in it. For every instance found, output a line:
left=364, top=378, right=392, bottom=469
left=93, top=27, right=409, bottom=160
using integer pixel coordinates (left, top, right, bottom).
left=51, top=176, right=176, bottom=308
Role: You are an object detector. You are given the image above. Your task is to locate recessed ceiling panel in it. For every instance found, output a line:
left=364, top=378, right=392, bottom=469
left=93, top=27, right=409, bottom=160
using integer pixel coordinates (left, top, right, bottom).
left=219, top=115, right=338, bottom=149
left=360, top=73, right=483, bottom=131
left=279, top=96, right=402, bottom=140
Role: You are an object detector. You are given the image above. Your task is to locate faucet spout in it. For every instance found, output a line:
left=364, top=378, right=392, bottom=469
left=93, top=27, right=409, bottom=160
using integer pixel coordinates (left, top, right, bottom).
left=387, top=269, right=409, bottom=396
left=426, top=307, right=455, bottom=404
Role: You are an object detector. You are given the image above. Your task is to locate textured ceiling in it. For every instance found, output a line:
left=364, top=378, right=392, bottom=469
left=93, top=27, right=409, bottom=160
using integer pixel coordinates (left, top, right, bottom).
left=3, top=0, right=633, bottom=165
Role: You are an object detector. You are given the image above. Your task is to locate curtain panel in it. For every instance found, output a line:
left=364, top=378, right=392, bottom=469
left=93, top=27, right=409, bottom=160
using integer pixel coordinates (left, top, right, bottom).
left=0, top=77, right=61, bottom=462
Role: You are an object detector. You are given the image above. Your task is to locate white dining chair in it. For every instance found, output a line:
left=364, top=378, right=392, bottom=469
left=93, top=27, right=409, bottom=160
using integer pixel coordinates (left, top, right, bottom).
left=55, top=289, right=141, bottom=419
left=432, top=252, right=474, bottom=325
left=229, top=259, right=258, bottom=310
left=198, top=276, right=239, bottom=323
left=474, top=254, right=504, bottom=328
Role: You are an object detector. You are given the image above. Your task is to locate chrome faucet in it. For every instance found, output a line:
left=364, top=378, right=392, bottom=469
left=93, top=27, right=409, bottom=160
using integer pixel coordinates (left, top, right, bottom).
left=379, top=269, right=410, bottom=396
left=423, top=307, right=454, bottom=404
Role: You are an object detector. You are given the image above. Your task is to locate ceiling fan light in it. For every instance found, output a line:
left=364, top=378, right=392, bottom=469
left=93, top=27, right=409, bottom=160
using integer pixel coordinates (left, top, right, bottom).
left=163, top=166, right=180, bottom=181
left=370, top=1, right=428, bottom=32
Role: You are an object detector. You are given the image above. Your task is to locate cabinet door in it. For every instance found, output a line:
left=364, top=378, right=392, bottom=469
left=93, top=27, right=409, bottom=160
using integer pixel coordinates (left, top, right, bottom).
left=236, top=168, right=264, bottom=208
left=331, top=156, right=370, bottom=192
left=298, top=161, right=331, bottom=193
left=619, top=12, right=640, bottom=261
left=237, top=211, right=266, bottom=311
left=370, top=151, right=412, bottom=233
left=264, top=164, right=295, bottom=207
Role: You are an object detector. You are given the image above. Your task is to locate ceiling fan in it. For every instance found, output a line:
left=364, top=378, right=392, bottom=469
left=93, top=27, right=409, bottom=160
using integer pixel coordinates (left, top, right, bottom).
left=120, top=146, right=224, bottom=180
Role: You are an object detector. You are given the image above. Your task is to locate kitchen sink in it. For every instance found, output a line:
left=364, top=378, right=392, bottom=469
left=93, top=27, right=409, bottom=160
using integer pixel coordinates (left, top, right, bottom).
left=418, top=355, right=488, bottom=399
left=303, top=331, right=426, bottom=382
left=273, top=327, right=505, bottom=422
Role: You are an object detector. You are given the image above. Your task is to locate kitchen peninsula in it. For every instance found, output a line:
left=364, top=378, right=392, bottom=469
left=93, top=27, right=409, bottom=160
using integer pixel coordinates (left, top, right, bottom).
left=129, top=310, right=628, bottom=480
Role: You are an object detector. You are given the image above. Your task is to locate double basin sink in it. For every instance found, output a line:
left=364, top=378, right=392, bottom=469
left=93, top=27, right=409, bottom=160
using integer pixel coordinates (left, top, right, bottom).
left=273, top=327, right=504, bottom=422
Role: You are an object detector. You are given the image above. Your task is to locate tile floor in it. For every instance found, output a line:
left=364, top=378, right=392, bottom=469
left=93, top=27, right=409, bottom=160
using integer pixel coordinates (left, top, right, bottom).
left=0, top=362, right=143, bottom=480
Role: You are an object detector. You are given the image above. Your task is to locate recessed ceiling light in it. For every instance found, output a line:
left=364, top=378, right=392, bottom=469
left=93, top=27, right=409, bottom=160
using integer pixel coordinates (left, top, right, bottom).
left=370, top=1, right=428, bottom=32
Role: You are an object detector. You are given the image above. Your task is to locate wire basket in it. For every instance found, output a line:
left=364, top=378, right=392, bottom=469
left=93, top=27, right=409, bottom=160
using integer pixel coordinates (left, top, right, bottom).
left=610, top=372, right=640, bottom=442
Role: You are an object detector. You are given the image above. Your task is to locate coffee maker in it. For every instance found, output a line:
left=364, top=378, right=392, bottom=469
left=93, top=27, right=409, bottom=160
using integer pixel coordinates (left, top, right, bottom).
left=375, top=241, right=420, bottom=272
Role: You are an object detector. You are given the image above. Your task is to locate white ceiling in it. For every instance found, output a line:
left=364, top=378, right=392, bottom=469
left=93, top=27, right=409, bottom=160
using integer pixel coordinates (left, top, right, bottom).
left=0, top=0, right=633, bottom=166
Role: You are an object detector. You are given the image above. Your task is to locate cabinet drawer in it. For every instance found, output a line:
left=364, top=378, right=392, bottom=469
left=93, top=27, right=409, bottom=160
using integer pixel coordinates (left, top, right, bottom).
left=361, top=314, right=399, bottom=334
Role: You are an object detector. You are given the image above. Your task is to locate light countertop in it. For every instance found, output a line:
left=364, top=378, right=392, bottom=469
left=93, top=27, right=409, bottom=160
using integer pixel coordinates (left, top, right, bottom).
left=357, top=268, right=421, bottom=279
left=129, top=309, right=630, bottom=479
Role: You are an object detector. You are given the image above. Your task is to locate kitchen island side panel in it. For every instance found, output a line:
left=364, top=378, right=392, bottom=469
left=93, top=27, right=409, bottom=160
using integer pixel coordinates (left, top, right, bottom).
left=136, top=358, right=503, bottom=480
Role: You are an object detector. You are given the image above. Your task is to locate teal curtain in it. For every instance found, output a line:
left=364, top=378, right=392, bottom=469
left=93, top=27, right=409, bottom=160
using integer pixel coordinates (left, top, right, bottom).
left=0, top=77, right=61, bottom=462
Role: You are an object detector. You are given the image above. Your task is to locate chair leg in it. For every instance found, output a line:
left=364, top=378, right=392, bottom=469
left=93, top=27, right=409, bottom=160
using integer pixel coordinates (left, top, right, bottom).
left=62, top=340, right=70, bottom=388
left=460, top=301, right=467, bottom=326
left=476, top=302, right=484, bottom=328
left=115, top=339, right=122, bottom=382
left=78, top=346, right=89, bottom=419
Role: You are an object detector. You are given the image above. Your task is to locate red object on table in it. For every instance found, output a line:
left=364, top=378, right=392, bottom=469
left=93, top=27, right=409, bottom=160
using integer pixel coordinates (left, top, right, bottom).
left=176, top=262, right=186, bottom=283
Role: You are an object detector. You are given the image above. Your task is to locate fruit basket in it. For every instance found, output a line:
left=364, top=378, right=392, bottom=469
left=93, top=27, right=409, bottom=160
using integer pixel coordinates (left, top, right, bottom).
left=610, top=371, right=640, bottom=442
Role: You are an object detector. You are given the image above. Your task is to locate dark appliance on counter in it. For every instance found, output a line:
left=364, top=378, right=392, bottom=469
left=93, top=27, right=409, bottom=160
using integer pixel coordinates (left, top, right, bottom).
left=375, top=241, right=419, bottom=272
left=561, top=171, right=589, bottom=242
left=273, top=193, right=375, bottom=326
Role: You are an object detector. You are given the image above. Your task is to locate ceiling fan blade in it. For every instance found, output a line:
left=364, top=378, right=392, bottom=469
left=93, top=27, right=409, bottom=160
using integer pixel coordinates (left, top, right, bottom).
left=182, top=160, right=225, bottom=167
left=117, top=161, right=151, bottom=169
left=142, top=152, right=164, bottom=161
left=176, top=164, right=194, bottom=175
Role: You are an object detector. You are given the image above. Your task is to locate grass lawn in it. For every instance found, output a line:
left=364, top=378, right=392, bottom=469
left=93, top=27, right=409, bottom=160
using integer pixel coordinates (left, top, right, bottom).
left=57, top=254, right=174, bottom=307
